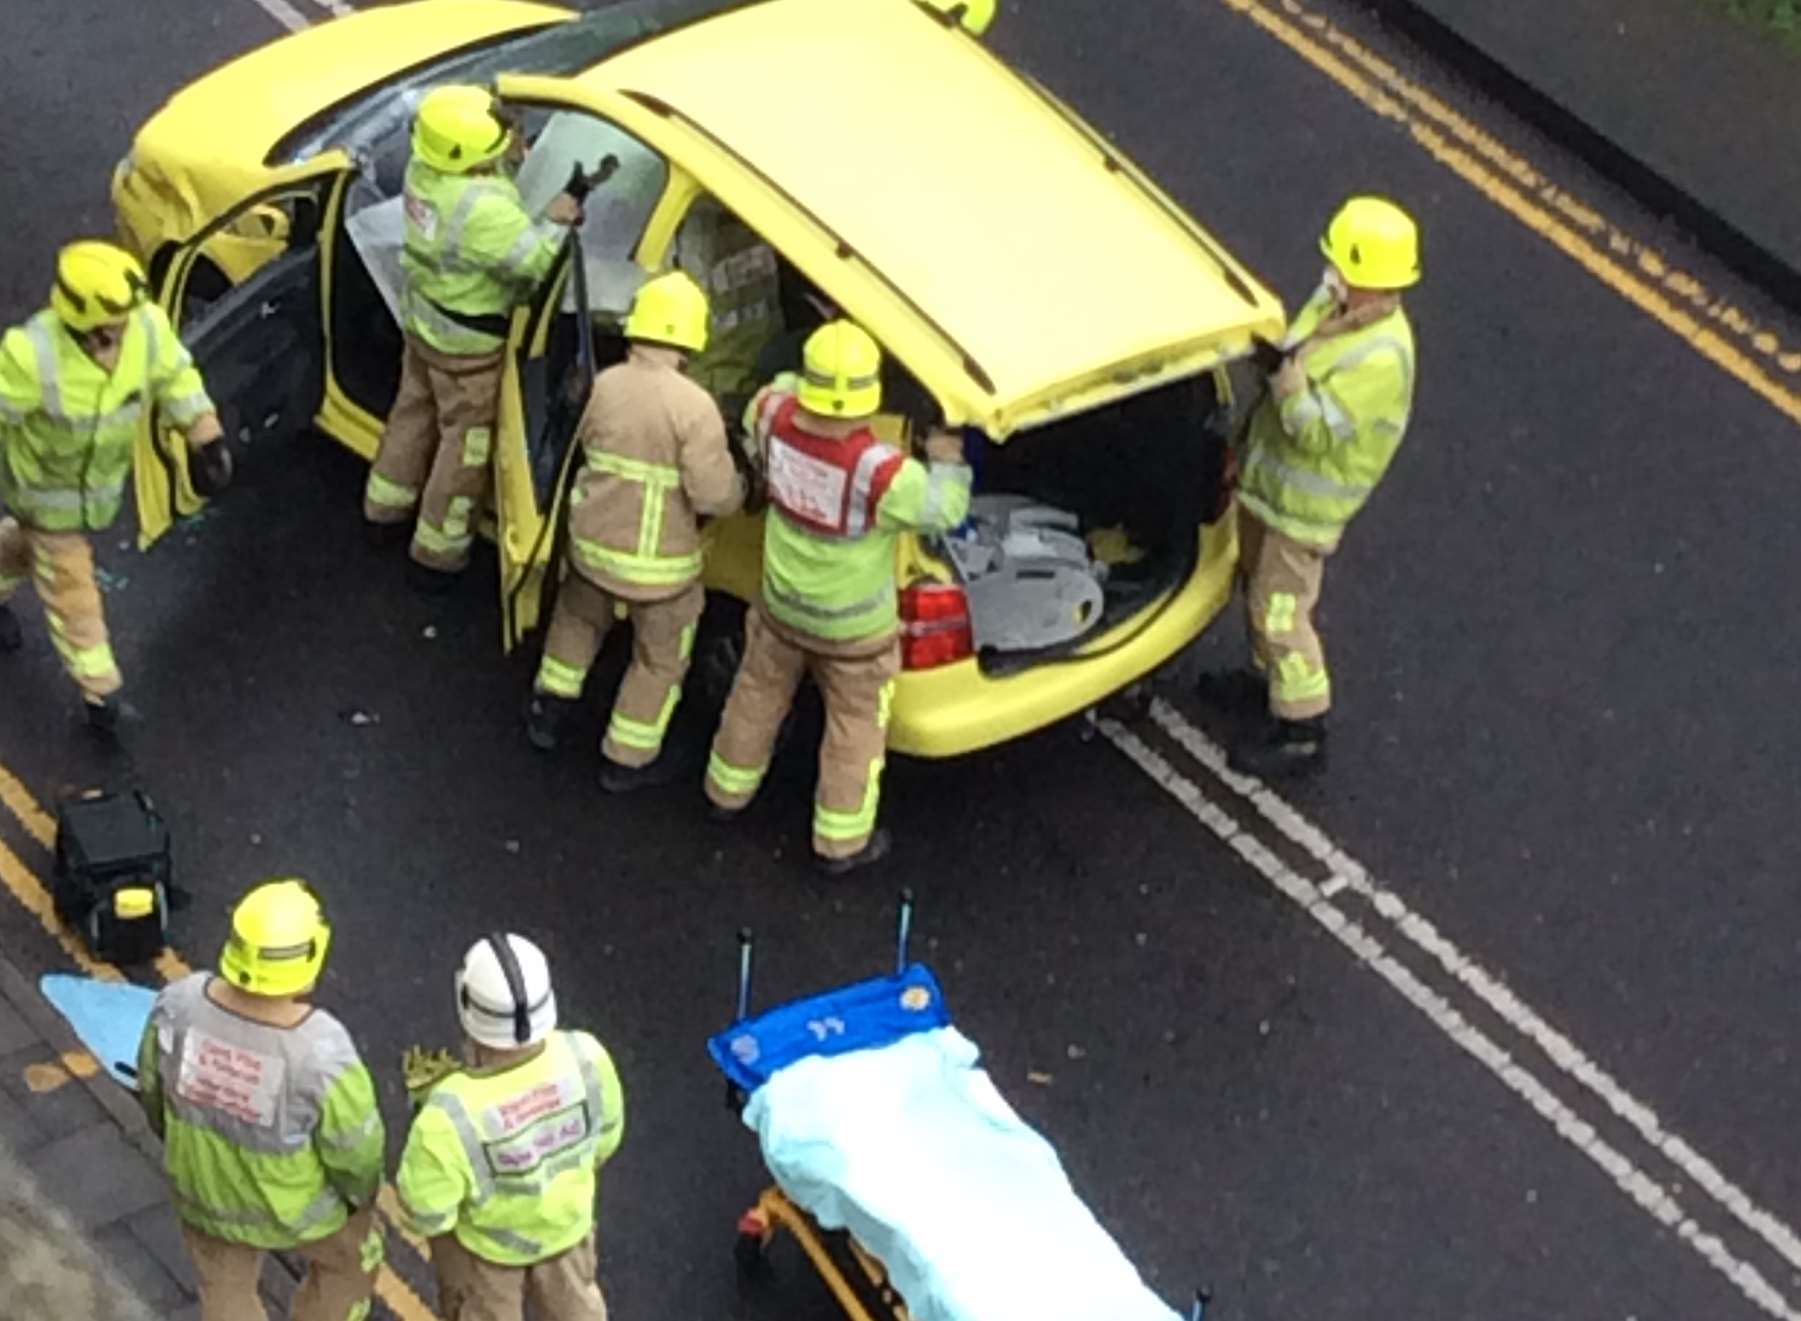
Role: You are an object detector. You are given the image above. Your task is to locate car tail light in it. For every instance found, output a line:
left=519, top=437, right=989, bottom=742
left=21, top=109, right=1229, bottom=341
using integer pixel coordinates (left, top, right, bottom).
left=899, top=582, right=973, bottom=670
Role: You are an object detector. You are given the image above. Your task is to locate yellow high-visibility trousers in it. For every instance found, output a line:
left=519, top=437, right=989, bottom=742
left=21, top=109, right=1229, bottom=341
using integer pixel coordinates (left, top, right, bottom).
left=0, top=517, right=122, bottom=703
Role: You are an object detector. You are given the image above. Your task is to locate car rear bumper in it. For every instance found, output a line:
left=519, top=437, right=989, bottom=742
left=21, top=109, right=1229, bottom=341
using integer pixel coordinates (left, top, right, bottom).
left=887, top=517, right=1237, bottom=758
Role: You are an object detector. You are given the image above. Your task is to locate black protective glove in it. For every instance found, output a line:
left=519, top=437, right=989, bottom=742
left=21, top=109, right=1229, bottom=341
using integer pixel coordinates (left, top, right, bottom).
left=730, top=432, right=766, bottom=514
left=565, top=154, right=621, bottom=203
left=191, top=442, right=234, bottom=497
left=1250, top=336, right=1288, bottom=376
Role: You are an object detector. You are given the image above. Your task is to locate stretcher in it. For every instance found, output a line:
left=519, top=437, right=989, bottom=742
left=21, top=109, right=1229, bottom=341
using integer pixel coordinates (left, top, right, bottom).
left=707, top=894, right=1207, bottom=1321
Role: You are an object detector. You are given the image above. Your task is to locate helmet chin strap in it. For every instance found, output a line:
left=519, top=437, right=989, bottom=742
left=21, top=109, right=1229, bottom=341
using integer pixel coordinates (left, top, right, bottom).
left=485, top=932, right=531, bottom=1046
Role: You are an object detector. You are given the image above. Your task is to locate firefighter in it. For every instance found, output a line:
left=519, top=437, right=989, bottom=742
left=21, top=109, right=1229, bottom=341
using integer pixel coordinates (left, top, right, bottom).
left=705, top=321, right=972, bottom=875
left=922, top=0, right=997, bottom=33
left=363, top=85, right=584, bottom=591
left=525, top=271, right=745, bottom=791
left=396, top=935, right=625, bottom=1321
left=136, top=879, right=385, bottom=1321
left=0, top=241, right=231, bottom=733
left=1200, top=195, right=1420, bottom=777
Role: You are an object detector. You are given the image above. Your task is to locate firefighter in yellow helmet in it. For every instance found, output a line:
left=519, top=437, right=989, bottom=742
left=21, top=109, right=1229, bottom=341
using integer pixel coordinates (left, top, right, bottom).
left=0, top=242, right=231, bottom=733
left=922, top=0, right=997, bottom=35
left=706, top=322, right=972, bottom=874
left=136, top=880, right=386, bottom=1321
left=363, top=85, right=586, bottom=591
left=1199, top=196, right=1420, bottom=777
left=525, top=271, right=746, bottom=790
left=396, top=934, right=625, bottom=1321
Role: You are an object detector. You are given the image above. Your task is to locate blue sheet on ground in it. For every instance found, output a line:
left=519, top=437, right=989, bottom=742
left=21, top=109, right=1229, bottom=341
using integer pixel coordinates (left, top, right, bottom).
left=711, top=970, right=1179, bottom=1321
left=40, top=974, right=155, bottom=1090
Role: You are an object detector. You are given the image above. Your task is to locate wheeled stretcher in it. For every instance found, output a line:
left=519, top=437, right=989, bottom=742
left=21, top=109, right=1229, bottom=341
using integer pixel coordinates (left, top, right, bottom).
left=707, top=894, right=1205, bottom=1321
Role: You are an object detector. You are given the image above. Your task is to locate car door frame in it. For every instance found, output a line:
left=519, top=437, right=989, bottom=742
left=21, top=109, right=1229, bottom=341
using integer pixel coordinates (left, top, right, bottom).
left=488, top=83, right=697, bottom=649
left=136, top=153, right=355, bottom=548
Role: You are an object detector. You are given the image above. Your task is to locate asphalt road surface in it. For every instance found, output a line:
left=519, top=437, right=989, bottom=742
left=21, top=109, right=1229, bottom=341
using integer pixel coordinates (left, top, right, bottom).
left=4, top=1, right=1801, bottom=1319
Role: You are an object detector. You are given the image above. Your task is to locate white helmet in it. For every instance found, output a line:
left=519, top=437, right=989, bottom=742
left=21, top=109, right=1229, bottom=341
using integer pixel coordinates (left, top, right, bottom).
left=456, top=934, right=557, bottom=1049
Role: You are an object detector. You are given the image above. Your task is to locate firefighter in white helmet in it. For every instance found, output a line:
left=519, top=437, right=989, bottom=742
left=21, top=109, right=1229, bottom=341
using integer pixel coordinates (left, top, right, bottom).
left=396, top=935, right=625, bottom=1321
left=1199, top=195, right=1420, bottom=777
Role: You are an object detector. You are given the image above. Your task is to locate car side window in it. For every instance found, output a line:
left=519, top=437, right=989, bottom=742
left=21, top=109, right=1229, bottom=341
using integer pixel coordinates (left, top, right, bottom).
left=179, top=185, right=322, bottom=332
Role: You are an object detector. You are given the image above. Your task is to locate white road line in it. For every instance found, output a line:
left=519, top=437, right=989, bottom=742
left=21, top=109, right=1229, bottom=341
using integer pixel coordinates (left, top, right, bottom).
left=1145, top=695, right=1801, bottom=1280
left=248, top=0, right=311, bottom=32
left=1098, top=718, right=1801, bottom=1321
left=308, top=0, right=356, bottom=16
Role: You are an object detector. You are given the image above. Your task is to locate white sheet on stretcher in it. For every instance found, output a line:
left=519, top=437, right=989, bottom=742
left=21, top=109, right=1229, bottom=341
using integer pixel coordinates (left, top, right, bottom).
left=743, top=1026, right=1180, bottom=1321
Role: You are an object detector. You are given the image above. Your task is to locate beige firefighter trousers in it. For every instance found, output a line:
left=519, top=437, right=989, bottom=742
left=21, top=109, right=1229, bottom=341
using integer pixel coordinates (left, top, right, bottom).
left=706, top=604, right=899, bottom=861
left=432, top=1232, right=608, bottom=1321
left=534, top=573, right=705, bottom=767
left=363, top=336, right=504, bottom=574
left=0, top=518, right=122, bottom=703
left=1239, top=508, right=1332, bottom=721
left=179, top=1207, right=382, bottom=1321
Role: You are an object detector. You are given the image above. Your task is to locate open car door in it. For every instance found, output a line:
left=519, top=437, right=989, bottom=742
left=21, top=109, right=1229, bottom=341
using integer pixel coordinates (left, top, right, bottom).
left=493, top=230, right=598, bottom=652
left=135, top=153, right=353, bottom=549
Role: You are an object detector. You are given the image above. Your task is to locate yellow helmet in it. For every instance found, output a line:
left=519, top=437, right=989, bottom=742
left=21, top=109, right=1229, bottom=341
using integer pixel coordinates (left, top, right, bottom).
left=51, top=241, right=148, bottom=332
left=798, top=321, right=883, bottom=419
left=1320, top=196, right=1421, bottom=290
left=412, top=86, right=511, bottom=175
left=922, top=0, right=996, bottom=35
left=219, top=879, right=332, bottom=997
left=624, top=271, right=711, bottom=353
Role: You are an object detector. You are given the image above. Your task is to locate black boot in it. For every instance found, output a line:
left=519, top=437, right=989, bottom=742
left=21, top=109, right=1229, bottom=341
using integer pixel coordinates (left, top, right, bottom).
left=365, top=520, right=411, bottom=550
left=816, top=827, right=892, bottom=878
left=1228, top=717, right=1328, bottom=779
left=599, top=756, right=685, bottom=795
left=1194, top=667, right=1266, bottom=710
left=84, top=695, right=121, bottom=738
left=0, top=604, right=20, bottom=654
left=524, top=694, right=577, bottom=752
left=406, top=559, right=462, bottom=596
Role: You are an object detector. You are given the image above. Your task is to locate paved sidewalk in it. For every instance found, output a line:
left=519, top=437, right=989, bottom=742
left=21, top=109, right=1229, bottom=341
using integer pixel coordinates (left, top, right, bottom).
left=1363, top=0, right=1801, bottom=313
left=0, top=952, right=294, bottom=1319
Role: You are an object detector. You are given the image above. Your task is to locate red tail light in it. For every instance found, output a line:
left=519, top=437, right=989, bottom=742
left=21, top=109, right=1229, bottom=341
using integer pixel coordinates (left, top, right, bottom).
left=899, top=582, right=973, bottom=670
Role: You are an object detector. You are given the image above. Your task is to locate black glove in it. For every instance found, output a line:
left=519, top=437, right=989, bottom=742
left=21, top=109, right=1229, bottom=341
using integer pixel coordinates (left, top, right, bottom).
left=730, top=433, right=766, bottom=513
left=564, top=154, right=621, bottom=204
left=192, top=442, right=234, bottom=497
left=1250, top=337, right=1287, bottom=376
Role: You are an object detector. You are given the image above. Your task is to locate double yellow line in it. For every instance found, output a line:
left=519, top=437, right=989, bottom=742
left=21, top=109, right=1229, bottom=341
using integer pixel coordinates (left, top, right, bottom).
left=1219, top=0, right=1801, bottom=427
left=0, top=763, right=439, bottom=1321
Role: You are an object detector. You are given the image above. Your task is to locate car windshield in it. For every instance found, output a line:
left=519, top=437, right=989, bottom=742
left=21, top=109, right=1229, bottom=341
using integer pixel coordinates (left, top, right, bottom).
left=267, top=0, right=741, bottom=168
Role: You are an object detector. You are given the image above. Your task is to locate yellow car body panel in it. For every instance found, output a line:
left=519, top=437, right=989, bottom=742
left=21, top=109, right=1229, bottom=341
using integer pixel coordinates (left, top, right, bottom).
left=566, top=0, right=1284, bottom=434
left=112, top=0, right=571, bottom=280
left=139, top=0, right=1286, bottom=758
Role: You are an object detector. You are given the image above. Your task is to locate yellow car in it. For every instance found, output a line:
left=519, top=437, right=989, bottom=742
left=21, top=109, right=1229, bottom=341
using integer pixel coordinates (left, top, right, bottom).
left=125, top=0, right=1285, bottom=758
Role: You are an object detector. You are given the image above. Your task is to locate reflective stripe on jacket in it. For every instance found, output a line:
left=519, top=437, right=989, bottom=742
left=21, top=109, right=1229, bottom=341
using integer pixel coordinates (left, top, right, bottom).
left=395, top=1030, right=625, bottom=1267
left=1236, top=287, right=1416, bottom=550
left=398, top=158, right=563, bottom=356
left=134, top=973, right=384, bottom=1250
left=566, top=352, right=744, bottom=600
left=0, top=305, right=213, bottom=532
left=750, top=383, right=972, bottom=644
